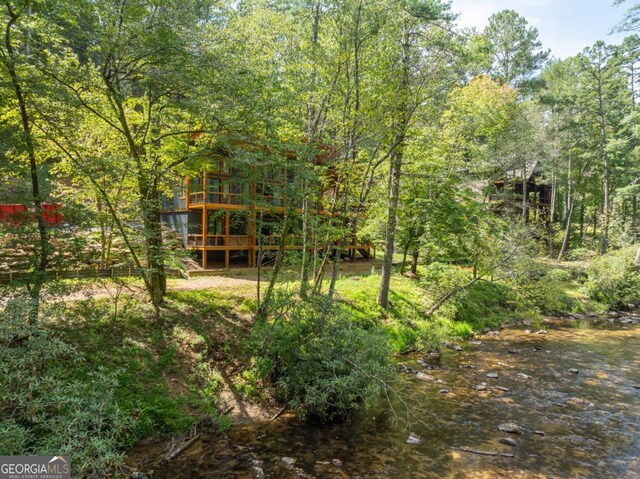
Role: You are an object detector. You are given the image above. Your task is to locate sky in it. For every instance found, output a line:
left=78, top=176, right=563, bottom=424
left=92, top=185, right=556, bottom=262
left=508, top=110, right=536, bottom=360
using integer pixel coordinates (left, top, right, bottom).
left=450, top=0, right=631, bottom=59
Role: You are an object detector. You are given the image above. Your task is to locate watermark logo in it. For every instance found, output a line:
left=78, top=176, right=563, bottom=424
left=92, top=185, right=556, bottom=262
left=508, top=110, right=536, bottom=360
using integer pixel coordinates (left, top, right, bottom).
left=0, top=456, right=71, bottom=479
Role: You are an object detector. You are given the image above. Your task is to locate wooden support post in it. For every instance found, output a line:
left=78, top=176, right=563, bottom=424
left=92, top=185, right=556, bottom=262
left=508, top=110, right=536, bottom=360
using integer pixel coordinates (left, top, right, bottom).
left=202, top=205, right=208, bottom=269
left=225, top=209, right=230, bottom=269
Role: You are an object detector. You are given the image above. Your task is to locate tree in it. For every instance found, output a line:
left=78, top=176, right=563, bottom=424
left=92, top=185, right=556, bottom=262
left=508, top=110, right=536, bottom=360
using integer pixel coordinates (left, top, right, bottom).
left=40, top=0, right=213, bottom=312
left=483, top=10, right=549, bottom=90
left=376, top=0, right=456, bottom=310
left=0, top=1, right=54, bottom=323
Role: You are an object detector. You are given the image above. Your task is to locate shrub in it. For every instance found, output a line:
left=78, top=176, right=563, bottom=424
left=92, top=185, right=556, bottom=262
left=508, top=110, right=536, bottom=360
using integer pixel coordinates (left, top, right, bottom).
left=585, top=247, right=640, bottom=309
left=0, top=296, right=130, bottom=479
left=255, top=294, right=395, bottom=421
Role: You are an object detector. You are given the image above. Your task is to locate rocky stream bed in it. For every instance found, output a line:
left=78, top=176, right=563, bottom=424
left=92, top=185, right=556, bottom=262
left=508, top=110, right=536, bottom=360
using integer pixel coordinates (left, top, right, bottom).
left=129, top=312, right=640, bottom=479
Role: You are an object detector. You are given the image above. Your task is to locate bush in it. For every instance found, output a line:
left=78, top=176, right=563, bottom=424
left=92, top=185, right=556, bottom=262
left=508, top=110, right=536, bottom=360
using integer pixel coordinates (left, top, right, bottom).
left=420, top=263, right=517, bottom=331
left=0, top=296, right=130, bottom=479
left=585, top=247, right=640, bottom=309
left=254, top=294, right=395, bottom=421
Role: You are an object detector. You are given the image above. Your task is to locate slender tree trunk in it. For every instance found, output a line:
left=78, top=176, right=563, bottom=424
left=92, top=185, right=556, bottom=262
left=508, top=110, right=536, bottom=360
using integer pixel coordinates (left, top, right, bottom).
left=400, top=245, right=409, bottom=274
left=328, top=247, right=340, bottom=298
left=378, top=23, right=411, bottom=310
left=558, top=200, right=574, bottom=260
left=558, top=155, right=574, bottom=260
left=521, top=167, right=528, bottom=223
left=299, top=193, right=311, bottom=298
left=632, top=195, right=638, bottom=243
left=257, top=215, right=291, bottom=319
left=410, top=249, right=419, bottom=275
left=2, top=8, right=50, bottom=324
left=550, top=171, right=557, bottom=223
left=579, top=202, right=585, bottom=242
left=598, top=79, right=611, bottom=255
left=136, top=171, right=167, bottom=315
left=378, top=148, right=402, bottom=309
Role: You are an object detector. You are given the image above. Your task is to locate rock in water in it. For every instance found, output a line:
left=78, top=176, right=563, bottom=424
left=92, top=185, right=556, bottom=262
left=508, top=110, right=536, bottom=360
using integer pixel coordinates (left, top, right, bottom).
left=516, top=373, right=530, bottom=380
left=486, top=373, right=499, bottom=379
left=568, top=368, right=579, bottom=374
left=416, top=372, right=434, bottom=381
left=500, top=437, right=518, bottom=447
left=474, top=383, right=488, bottom=391
left=281, top=457, right=296, bottom=470
left=566, top=397, right=594, bottom=407
left=496, top=386, right=510, bottom=392
left=250, top=466, right=265, bottom=479
left=406, top=433, right=422, bottom=445
left=497, top=423, right=522, bottom=434
left=532, top=430, right=546, bottom=436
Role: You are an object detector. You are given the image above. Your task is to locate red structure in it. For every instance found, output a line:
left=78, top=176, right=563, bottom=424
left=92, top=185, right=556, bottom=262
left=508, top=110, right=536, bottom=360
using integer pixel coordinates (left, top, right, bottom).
left=0, top=203, right=63, bottom=226
left=41, top=203, right=63, bottom=226
left=0, top=204, right=28, bottom=225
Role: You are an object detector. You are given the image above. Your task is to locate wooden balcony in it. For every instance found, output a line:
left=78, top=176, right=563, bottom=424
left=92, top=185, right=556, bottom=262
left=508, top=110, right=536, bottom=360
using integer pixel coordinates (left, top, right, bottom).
left=188, top=191, right=286, bottom=209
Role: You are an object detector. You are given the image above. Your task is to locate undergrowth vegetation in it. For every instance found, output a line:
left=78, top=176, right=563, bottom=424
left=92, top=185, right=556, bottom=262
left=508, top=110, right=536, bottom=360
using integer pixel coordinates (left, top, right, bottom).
left=1, top=251, right=635, bottom=476
left=250, top=293, right=394, bottom=421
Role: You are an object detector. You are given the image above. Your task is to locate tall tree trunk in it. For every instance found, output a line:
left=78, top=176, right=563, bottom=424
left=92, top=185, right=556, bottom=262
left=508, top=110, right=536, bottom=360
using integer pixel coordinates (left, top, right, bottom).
left=598, top=78, right=611, bottom=255
left=378, top=22, right=410, bottom=310
left=299, top=193, right=311, bottom=298
left=521, top=167, right=528, bottom=223
left=550, top=171, right=557, bottom=223
left=579, top=201, right=585, bottom=242
left=141, top=182, right=166, bottom=311
left=558, top=155, right=574, bottom=260
left=632, top=194, right=638, bottom=243
left=378, top=148, right=403, bottom=309
left=299, top=1, right=323, bottom=298
left=558, top=200, right=574, bottom=260
left=2, top=7, right=50, bottom=324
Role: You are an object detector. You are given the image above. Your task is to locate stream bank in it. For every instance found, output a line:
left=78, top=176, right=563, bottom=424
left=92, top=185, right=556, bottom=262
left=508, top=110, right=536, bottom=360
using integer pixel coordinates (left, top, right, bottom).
left=128, top=312, right=640, bottom=479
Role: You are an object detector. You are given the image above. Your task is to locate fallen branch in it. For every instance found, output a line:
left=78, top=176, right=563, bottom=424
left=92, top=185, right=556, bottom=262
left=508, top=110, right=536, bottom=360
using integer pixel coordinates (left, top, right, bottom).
left=267, top=405, right=287, bottom=424
left=160, top=434, right=200, bottom=465
left=450, top=447, right=514, bottom=458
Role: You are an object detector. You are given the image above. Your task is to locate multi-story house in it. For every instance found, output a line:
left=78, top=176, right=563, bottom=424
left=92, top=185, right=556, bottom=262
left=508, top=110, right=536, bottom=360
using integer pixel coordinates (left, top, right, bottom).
left=160, top=149, right=372, bottom=269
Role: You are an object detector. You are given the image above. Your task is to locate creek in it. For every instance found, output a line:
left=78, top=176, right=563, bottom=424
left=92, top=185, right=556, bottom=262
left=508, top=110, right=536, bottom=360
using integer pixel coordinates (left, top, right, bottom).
left=138, top=314, right=640, bottom=478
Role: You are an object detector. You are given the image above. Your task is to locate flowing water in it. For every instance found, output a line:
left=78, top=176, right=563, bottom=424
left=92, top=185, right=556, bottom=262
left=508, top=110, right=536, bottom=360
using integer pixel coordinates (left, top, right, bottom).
left=143, top=315, right=640, bottom=479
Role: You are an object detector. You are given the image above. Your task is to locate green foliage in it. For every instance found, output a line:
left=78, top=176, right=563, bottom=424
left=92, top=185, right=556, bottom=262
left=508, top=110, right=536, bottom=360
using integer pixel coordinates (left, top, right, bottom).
left=585, top=247, right=640, bottom=308
left=254, top=294, right=395, bottom=421
left=0, top=296, right=129, bottom=479
left=483, top=9, right=550, bottom=88
left=420, top=262, right=517, bottom=329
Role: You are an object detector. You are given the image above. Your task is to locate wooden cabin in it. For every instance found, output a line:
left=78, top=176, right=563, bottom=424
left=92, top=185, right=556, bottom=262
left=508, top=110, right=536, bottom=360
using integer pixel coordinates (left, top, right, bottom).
left=488, top=161, right=552, bottom=223
left=160, top=148, right=371, bottom=269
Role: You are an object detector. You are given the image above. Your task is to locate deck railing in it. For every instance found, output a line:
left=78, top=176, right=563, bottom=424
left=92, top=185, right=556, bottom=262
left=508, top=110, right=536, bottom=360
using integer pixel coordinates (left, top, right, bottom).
left=187, top=234, right=251, bottom=247
left=188, top=191, right=285, bottom=208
